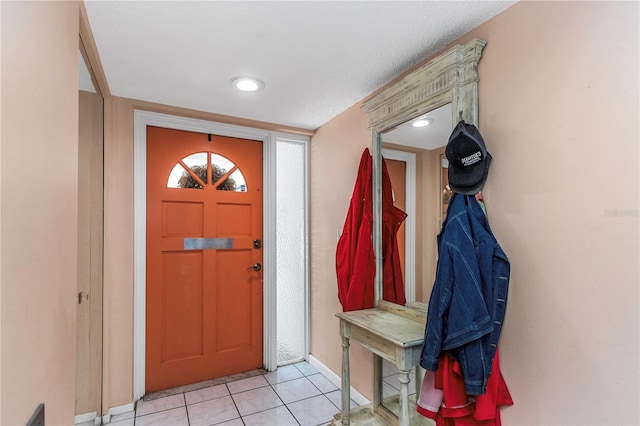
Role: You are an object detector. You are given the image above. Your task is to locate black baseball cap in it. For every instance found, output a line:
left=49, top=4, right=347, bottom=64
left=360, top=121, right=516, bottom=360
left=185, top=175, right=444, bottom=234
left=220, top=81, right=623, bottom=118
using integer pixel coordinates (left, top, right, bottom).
left=445, top=120, right=492, bottom=195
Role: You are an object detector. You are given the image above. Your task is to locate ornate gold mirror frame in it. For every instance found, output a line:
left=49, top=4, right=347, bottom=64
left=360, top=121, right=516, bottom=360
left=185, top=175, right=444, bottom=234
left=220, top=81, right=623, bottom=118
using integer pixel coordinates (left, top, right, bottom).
left=362, top=38, right=486, bottom=305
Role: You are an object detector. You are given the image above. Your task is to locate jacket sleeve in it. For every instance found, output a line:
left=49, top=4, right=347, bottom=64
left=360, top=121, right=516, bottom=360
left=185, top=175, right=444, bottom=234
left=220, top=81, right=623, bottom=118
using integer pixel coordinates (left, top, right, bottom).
left=420, top=247, right=453, bottom=371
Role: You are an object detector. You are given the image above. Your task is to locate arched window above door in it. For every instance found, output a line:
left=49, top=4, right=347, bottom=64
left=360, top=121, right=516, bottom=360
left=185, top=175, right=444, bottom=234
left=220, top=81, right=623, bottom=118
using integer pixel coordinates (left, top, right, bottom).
left=167, top=151, right=247, bottom=192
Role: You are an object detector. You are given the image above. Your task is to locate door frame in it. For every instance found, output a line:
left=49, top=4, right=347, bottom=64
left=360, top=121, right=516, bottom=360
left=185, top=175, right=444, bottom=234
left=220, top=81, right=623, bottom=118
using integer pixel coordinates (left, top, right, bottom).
left=133, top=110, right=302, bottom=399
left=381, top=148, right=416, bottom=302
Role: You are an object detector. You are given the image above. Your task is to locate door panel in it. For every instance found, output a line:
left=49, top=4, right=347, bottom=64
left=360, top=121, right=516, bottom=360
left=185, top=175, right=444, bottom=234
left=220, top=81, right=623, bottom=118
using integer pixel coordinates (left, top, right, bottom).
left=161, top=251, right=204, bottom=361
left=76, top=85, right=104, bottom=416
left=146, top=126, right=263, bottom=393
left=216, top=249, right=254, bottom=350
left=163, top=201, right=204, bottom=236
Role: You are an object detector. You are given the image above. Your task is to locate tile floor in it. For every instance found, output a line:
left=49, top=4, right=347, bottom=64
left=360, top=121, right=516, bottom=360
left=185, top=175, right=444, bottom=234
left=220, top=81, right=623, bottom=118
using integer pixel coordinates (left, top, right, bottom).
left=94, top=360, right=416, bottom=426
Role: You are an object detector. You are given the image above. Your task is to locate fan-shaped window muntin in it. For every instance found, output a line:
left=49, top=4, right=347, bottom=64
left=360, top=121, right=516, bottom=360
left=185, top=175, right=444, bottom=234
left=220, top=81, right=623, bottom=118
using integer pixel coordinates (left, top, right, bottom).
left=167, top=152, right=247, bottom=192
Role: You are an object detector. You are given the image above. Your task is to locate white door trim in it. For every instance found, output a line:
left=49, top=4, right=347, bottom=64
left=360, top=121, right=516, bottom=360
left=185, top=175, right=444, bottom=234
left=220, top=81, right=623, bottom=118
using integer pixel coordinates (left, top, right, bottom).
left=381, top=149, right=416, bottom=303
left=133, top=110, right=280, bottom=400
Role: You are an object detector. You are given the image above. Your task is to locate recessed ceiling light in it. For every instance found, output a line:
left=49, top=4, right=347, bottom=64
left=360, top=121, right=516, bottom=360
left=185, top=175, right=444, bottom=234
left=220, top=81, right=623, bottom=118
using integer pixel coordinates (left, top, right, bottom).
left=230, top=76, right=265, bottom=92
left=412, top=117, right=432, bottom=128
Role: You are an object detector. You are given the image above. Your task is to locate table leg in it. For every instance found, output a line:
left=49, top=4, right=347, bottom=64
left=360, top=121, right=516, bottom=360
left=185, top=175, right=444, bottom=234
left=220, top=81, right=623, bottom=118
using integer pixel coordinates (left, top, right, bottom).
left=415, top=365, right=425, bottom=400
left=372, top=354, right=382, bottom=411
left=398, top=369, right=410, bottom=426
left=341, top=336, right=350, bottom=425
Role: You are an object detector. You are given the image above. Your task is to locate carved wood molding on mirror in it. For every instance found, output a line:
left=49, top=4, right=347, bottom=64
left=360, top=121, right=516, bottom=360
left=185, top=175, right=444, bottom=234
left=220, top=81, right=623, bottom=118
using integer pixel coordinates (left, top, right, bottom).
left=362, top=38, right=486, bottom=304
left=363, top=38, right=486, bottom=132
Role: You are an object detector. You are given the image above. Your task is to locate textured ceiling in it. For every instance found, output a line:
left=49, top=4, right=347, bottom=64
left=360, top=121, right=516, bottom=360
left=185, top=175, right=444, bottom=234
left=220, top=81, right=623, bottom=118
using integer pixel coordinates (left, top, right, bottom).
left=85, top=1, right=516, bottom=131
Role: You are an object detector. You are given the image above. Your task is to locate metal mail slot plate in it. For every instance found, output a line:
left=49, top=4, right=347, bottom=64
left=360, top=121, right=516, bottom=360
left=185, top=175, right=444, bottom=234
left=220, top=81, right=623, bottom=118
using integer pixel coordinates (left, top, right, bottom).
left=184, top=238, right=233, bottom=250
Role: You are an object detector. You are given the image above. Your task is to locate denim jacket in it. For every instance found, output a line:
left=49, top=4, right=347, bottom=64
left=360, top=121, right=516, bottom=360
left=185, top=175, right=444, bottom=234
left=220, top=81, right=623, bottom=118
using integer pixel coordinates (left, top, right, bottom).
left=420, top=193, right=510, bottom=395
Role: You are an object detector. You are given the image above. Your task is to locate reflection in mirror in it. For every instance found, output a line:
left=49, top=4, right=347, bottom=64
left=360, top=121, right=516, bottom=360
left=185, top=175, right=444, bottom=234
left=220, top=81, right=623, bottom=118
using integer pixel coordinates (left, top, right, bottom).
left=382, top=103, right=452, bottom=151
left=380, top=103, right=452, bottom=305
left=441, top=155, right=451, bottom=221
left=76, top=43, right=104, bottom=420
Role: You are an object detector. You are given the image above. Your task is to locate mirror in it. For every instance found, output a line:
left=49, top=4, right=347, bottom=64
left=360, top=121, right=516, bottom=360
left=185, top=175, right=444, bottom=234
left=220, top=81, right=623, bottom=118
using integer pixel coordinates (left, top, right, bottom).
left=362, top=37, right=486, bottom=307
left=76, top=40, right=104, bottom=420
left=380, top=103, right=452, bottom=304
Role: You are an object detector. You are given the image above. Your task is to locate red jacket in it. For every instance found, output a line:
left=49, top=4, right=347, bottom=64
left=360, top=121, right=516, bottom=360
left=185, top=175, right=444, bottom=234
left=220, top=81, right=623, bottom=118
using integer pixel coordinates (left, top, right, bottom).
left=417, top=349, right=513, bottom=426
left=336, top=149, right=407, bottom=312
left=381, top=157, right=407, bottom=304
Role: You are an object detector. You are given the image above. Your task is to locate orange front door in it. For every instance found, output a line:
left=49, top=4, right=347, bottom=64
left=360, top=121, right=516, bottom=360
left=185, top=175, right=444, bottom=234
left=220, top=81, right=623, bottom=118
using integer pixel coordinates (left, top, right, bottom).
left=386, top=158, right=407, bottom=280
left=146, top=126, right=263, bottom=393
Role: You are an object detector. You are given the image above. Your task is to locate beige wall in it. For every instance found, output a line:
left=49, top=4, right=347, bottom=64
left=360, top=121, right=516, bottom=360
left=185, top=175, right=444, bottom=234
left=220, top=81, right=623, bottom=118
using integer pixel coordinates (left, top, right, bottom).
left=101, top=96, right=136, bottom=410
left=310, top=103, right=374, bottom=394
left=470, top=2, right=638, bottom=424
left=310, top=1, right=639, bottom=424
left=0, top=1, right=80, bottom=424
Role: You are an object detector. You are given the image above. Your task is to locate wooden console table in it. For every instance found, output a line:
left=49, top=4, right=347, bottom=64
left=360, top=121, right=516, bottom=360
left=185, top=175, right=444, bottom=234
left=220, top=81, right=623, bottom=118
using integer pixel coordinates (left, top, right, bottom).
left=335, top=301, right=427, bottom=426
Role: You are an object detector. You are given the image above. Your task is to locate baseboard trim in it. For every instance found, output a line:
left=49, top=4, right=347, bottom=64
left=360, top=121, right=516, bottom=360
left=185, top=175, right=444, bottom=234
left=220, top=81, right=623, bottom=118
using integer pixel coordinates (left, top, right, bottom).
left=74, top=411, right=97, bottom=425
left=308, top=354, right=370, bottom=406
left=102, top=402, right=135, bottom=424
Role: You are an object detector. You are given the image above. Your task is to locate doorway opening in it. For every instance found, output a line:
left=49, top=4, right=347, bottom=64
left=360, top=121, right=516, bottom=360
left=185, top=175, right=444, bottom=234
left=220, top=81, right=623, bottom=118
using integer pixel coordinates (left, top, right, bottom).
left=133, top=111, right=309, bottom=399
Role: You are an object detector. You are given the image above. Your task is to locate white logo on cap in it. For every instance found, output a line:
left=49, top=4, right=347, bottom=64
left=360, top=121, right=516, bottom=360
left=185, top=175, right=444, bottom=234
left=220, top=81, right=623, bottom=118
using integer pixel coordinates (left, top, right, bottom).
left=461, top=151, right=482, bottom=167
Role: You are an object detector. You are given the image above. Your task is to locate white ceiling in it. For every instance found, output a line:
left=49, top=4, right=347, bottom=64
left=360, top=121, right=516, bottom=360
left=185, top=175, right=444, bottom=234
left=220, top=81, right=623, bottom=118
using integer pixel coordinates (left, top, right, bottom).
left=84, top=1, right=516, bottom=132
